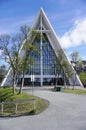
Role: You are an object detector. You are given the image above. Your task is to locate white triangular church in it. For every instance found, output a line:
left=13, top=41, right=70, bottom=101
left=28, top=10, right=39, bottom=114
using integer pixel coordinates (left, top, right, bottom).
left=1, top=8, right=83, bottom=87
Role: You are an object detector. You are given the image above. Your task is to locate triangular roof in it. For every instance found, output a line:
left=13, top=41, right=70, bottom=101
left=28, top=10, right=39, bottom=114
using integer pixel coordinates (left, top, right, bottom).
left=1, top=8, right=83, bottom=87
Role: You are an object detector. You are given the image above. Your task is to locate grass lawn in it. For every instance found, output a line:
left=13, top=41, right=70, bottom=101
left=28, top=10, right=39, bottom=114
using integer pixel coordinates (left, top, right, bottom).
left=51, top=86, right=86, bottom=95
left=61, top=88, right=86, bottom=95
left=0, top=88, right=49, bottom=116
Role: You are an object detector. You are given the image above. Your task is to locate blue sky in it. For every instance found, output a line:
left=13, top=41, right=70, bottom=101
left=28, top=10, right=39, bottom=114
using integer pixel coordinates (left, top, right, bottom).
left=0, top=0, right=86, bottom=61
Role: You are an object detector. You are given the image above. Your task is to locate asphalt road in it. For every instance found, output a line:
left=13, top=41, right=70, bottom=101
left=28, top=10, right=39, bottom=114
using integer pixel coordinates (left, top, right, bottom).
left=0, top=89, right=86, bottom=130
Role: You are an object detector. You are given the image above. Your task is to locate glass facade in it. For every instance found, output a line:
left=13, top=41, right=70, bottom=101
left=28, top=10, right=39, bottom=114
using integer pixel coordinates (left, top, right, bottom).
left=25, top=37, right=41, bottom=75
left=23, top=31, right=66, bottom=86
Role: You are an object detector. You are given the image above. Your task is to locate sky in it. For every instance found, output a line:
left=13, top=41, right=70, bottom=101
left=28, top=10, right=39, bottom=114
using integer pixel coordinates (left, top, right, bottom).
left=0, top=0, right=86, bottom=63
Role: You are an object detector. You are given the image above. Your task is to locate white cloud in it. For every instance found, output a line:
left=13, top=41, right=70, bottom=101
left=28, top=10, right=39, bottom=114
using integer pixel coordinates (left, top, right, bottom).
left=60, top=18, right=86, bottom=49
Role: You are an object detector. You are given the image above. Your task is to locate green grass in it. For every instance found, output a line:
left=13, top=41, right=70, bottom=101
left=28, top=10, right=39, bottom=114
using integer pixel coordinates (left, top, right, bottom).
left=61, top=88, right=86, bottom=94
left=0, top=88, right=49, bottom=116
left=51, top=87, right=86, bottom=95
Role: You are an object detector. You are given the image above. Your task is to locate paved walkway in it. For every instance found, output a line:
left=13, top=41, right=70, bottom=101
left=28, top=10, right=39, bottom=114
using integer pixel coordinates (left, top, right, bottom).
left=0, top=88, right=86, bottom=130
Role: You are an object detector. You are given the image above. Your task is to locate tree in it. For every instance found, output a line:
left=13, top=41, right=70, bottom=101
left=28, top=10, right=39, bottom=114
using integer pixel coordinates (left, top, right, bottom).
left=0, top=25, right=31, bottom=94
left=70, top=51, right=83, bottom=72
left=70, top=51, right=83, bottom=89
left=0, top=24, right=43, bottom=94
left=18, top=43, right=35, bottom=94
left=57, top=49, right=73, bottom=88
left=0, top=34, right=22, bottom=94
left=79, top=72, right=86, bottom=87
left=61, top=61, right=74, bottom=88
left=18, top=27, right=41, bottom=93
left=20, top=25, right=30, bottom=40
left=53, top=49, right=73, bottom=89
left=70, top=52, right=79, bottom=62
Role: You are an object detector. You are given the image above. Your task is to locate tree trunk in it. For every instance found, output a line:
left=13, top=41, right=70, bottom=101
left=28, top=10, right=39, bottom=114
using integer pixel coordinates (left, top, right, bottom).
left=54, top=78, right=57, bottom=90
left=19, top=73, right=24, bottom=94
left=54, top=74, right=58, bottom=90
left=72, top=73, right=76, bottom=90
left=64, top=75, right=66, bottom=89
left=12, top=74, right=17, bottom=94
left=55, top=77, right=58, bottom=87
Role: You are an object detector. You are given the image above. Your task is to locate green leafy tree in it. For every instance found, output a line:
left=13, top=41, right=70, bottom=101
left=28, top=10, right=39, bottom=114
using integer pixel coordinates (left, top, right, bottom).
left=53, top=49, right=73, bottom=89
left=58, top=50, right=73, bottom=88
left=70, top=51, right=83, bottom=89
left=18, top=43, right=35, bottom=94
left=79, top=72, right=86, bottom=87
left=18, top=26, right=41, bottom=93
left=70, top=51, right=83, bottom=71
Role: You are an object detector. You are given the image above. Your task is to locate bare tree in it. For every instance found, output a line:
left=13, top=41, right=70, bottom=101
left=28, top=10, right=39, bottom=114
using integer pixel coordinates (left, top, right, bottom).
left=0, top=33, right=23, bottom=94
left=0, top=25, right=43, bottom=94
